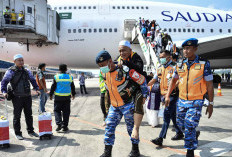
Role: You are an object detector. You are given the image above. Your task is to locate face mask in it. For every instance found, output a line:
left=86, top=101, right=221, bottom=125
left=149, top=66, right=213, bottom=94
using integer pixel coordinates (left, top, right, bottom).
left=160, top=58, right=167, bottom=65
left=100, top=65, right=110, bottom=74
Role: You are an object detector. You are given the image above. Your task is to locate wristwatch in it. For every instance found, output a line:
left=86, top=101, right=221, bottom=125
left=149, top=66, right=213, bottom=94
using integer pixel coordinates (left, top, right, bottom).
left=209, top=102, right=214, bottom=105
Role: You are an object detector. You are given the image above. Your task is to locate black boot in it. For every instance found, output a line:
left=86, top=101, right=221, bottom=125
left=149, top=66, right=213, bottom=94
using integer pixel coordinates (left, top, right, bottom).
left=151, top=137, right=163, bottom=146
left=56, top=125, right=62, bottom=131
left=128, top=144, right=140, bottom=157
left=196, top=130, right=200, bottom=141
left=100, top=145, right=112, bottom=157
left=186, top=149, right=194, bottom=157
left=171, top=133, right=184, bottom=140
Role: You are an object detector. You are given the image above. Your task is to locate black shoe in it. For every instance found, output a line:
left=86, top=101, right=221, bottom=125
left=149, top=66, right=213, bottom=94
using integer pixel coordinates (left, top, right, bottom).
left=56, top=125, right=62, bottom=131
left=28, top=132, right=39, bottom=137
left=100, top=145, right=112, bottom=157
left=85, top=92, right=88, bottom=94
left=186, top=149, right=194, bottom=157
left=15, top=134, right=24, bottom=140
left=196, top=130, right=200, bottom=141
left=151, top=137, right=163, bottom=146
left=62, top=126, right=69, bottom=132
left=128, top=144, right=140, bottom=157
left=171, top=133, right=184, bottom=140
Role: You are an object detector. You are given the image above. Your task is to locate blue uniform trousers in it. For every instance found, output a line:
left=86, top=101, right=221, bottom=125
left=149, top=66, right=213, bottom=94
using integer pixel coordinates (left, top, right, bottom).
left=104, top=102, right=139, bottom=145
left=177, top=99, right=203, bottom=150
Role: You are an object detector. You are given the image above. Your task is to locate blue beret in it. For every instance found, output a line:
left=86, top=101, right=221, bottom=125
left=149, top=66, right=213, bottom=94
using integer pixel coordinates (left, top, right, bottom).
left=96, top=50, right=111, bottom=64
left=182, top=38, right=198, bottom=47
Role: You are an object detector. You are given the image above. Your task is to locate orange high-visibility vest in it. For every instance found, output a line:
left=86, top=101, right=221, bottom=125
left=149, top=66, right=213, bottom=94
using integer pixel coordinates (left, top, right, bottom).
left=157, top=63, right=175, bottom=95
left=177, top=61, right=207, bottom=100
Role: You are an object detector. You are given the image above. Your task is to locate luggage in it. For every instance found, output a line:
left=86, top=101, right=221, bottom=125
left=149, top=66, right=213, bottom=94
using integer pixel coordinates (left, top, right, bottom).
left=38, top=112, right=52, bottom=140
left=0, top=99, right=10, bottom=148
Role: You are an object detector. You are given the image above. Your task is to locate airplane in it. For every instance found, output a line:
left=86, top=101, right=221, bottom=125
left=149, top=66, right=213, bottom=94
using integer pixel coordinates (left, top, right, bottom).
left=0, top=0, right=232, bottom=69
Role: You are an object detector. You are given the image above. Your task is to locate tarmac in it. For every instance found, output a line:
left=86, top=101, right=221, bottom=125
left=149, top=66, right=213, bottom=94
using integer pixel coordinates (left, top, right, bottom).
left=0, top=78, right=232, bottom=157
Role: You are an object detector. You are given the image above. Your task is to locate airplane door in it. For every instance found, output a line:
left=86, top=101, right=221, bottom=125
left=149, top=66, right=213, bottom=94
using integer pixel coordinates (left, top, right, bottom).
left=98, top=1, right=110, bottom=15
left=24, top=4, right=35, bottom=28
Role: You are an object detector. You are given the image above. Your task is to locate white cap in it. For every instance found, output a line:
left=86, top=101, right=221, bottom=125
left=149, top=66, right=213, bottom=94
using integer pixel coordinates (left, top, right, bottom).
left=119, top=40, right=131, bottom=48
left=14, top=54, right=23, bottom=60
left=151, top=27, right=154, bottom=29
left=164, top=32, right=168, bottom=34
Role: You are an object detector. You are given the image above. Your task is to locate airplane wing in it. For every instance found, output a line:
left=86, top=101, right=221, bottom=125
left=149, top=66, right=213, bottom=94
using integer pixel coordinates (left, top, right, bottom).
left=175, top=34, right=232, bottom=69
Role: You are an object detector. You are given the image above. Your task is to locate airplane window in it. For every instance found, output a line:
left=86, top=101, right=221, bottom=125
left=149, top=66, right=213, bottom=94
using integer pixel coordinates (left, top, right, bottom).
left=122, top=6, right=125, bottom=9
left=210, top=29, right=213, bottom=33
left=173, top=28, right=176, bottom=32
left=202, top=29, right=204, bottom=33
left=84, top=6, right=86, bottom=9
left=188, top=29, right=191, bottom=32
left=178, top=28, right=181, bottom=32
left=69, top=6, right=72, bottom=9
left=74, top=6, right=77, bottom=9
left=114, top=28, right=117, bottom=32
left=219, top=29, right=222, bottom=33
left=78, top=29, right=81, bottom=33
left=113, top=6, right=115, bottom=9
left=192, top=29, right=195, bottom=33
left=59, top=7, right=62, bottom=10
left=64, top=7, right=67, bottom=10
left=79, top=6, right=81, bottom=9
left=93, top=6, right=96, bottom=9
left=89, top=29, right=92, bottom=33
left=169, top=28, right=172, bottom=32
left=141, top=6, right=144, bottom=9
left=197, top=29, right=200, bottom=32
left=183, top=29, right=186, bottom=32
left=73, top=29, right=76, bottom=33
left=94, top=29, right=97, bottom=33
left=88, top=6, right=91, bottom=9
left=136, top=6, right=139, bottom=9
left=132, top=6, right=135, bottom=9
left=229, top=29, right=231, bottom=33
left=146, top=6, right=149, bottom=9
left=117, top=6, right=120, bottom=9
left=127, top=6, right=130, bottom=9
left=83, top=29, right=87, bottom=33
left=99, top=28, right=102, bottom=32
left=54, top=7, right=57, bottom=10
left=104, top=28, right=107, bottom=32
left=109, top=28, right=112, bottom=32
left=164, top=28, right=167, bottom=32
left=68, top=29, right=71, bottom=33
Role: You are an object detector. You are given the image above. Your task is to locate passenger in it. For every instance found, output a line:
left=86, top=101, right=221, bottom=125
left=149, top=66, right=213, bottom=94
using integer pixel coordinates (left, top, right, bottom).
left=117, top=40, right=146, bottom=140
left=141, top=27, right=147, bottom=37
left=11, top=9, right=17, bottom=24
left=227, top=72, right=231, bottom=83
left=1, top=54, right=40, bottom=140
left=36, top=63, right=48, bottom=113
left=165, top=38, right=214, bottom=157
left=18, top=10, right=24, bottom=25
left=99, top=72, right=108, bottom=126
left=162, top=32, right=172, bottom=49
left=148, top=50, right=183, bottom=146
left=79, top=72, right=88, bottom=94
left=166, top=41, right=173, bottom=51
left=50, top=64, right=76, bottom=132
left=150, top=27, right=155, bottom=41
left=3, top=6, right=11, bottom=24
left=96, top=50, right=148, bottom=157
left=155, top=33, right=162, bottom=56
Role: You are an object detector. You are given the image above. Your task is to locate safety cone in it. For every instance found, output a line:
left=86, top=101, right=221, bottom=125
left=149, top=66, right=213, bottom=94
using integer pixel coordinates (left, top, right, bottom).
left=217, top=83, right=223, bottom=96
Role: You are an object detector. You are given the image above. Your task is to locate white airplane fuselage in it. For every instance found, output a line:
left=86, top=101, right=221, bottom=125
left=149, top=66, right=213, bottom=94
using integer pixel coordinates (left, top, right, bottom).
left=0, top=0, right=232, bottom=69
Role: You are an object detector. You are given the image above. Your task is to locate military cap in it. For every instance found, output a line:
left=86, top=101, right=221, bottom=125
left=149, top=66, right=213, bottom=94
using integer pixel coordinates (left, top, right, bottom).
left=96, top=50, right=111, bottom=64
left=182, top=38, right=199, bottom=47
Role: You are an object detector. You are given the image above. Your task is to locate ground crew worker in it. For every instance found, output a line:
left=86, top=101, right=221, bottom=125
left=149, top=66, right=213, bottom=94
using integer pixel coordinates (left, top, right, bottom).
left=50, top=64, right=76, bottom=132
left=165, top=38, right=214, bottom=157
left=96, top=50, right=148, bottom=157
left=99, top=72, right=108, bottom=126
left=36, top=63, right=48, bottom=113
left=117, top=40, right=145, bottom=141
left=18, top=10, right=24, bottom=25
left=148, top=50, right=183, bottom=146
left=3, top=6, right=10, bottom=24
left=1, top=54, right=40, bottom=140
left=11, top=9, right=17, bottom=24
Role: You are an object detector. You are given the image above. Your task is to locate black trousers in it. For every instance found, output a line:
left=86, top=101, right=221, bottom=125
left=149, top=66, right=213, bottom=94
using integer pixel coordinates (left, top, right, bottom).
left=4, top=14, right=10, bottom=24
left=80, top=85, right=87, bottom=94
left=100, top=93, right=107, bottom=119
left=12, top=96, right=34, bottom=135
left=54, top=100, right=71, bottom=127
